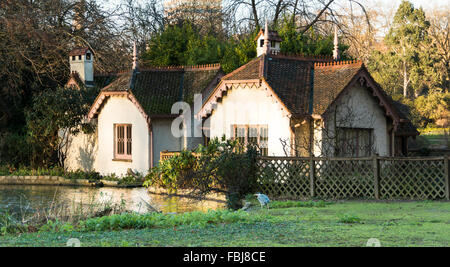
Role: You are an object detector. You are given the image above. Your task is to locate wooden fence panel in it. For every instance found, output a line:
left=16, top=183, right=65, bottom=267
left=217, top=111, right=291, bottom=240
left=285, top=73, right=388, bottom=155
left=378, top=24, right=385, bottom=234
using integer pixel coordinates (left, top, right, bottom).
left=314, top=159, right=374, bottom=199
left=160, top=152, right=448, bottom=200
left=256, top=156, right=448, bottom=200
left=379, top=158, right=446, bottom=200
left=256, top=158, right=310, bottom=199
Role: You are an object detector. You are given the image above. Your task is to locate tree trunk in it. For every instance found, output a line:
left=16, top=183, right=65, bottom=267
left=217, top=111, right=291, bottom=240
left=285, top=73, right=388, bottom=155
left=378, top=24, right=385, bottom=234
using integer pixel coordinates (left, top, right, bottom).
left=251, top=0, right=259, bottom=30
left=291, top=0, right=299, bottom=25
left=403, top=60, right=408, bottom=97
left=273, top=0, right=284, bottom=26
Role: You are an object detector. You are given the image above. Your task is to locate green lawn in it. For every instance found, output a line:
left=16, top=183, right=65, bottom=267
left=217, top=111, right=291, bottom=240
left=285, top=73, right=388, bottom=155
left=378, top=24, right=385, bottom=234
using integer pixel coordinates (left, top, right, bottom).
left=422, top=134, right=448, bottom=147
left=418, top=128, right=449, bottom=148
left=0, top=201, right=449, bottom=247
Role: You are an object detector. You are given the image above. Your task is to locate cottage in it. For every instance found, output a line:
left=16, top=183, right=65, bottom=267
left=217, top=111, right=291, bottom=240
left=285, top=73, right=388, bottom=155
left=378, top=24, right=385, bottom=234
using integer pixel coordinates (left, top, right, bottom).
left=65, top=44, right=223, bottom=176
left=64, top=24, right=417, bottom=176
left=199, top=23, right=418, bottom=158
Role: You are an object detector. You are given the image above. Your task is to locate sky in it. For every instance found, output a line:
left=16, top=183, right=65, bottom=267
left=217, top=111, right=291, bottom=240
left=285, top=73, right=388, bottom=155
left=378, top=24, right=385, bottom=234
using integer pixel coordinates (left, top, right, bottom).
left=100, top=0, right=448, bottom=11
left=370, top=0, right=449, bottom=12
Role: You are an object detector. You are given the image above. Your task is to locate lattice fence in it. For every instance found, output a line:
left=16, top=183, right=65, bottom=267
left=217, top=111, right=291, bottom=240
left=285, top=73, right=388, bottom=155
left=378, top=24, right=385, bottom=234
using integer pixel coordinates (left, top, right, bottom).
left=256, top=156, right=450, bottom=200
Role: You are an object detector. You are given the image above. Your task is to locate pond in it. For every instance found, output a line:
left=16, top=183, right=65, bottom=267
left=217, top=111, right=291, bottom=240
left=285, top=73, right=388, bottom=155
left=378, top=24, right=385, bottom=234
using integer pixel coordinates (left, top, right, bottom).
left=0, top=185, right=225, bottom=218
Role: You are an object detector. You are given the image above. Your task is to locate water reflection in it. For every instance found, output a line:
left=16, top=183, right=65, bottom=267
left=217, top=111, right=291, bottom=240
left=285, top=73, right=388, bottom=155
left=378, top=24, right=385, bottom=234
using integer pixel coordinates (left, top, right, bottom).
left=0, top=185, right=225, bottom=216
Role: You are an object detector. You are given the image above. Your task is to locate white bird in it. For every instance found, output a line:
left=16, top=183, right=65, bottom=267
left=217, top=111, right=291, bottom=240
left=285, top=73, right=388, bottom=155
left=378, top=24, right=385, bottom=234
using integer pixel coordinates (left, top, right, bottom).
left=254, top=193, right=270, bottom=209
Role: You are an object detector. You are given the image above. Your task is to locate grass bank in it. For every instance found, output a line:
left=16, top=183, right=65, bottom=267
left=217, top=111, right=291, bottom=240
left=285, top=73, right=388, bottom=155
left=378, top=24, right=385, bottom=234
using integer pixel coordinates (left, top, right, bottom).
left=0, top=201, right=449, bottom=247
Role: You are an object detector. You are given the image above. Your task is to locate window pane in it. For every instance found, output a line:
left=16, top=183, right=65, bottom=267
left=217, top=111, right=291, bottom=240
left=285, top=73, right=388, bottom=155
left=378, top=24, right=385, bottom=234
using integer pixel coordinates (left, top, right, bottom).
left=337, top=128, right=373, bottom=157
left=358, top=129, right=372, bottom=156
left=117, top=126, right=124, bottom=155
left=260, top=126, right=268, bottom=156
left=236, top=126, right=246, bottom=145
left=248, top=127, right=258, bottom=146
left=231, top=125, right=268, bottom=156
left=126, top=125, right=132, bottom=155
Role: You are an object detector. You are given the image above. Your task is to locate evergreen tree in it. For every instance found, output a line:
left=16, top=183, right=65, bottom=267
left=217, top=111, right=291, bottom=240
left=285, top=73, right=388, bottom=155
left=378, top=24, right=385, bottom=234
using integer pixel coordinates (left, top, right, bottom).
left=277, top=17, right=349, bottom=58
left=384, top=0, right=431, bottom=97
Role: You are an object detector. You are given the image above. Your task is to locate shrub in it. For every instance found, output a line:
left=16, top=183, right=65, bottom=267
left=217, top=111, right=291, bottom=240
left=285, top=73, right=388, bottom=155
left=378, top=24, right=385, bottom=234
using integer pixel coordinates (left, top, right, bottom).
left=337, top=214, right=362, bottom=224
left=26, top=86, right=97, bottom=168
left=144, top=150, right=197, bottom=193
left=0, top=132, right=31, bottom=167
left=0, top=211, right=28, bottom=235
left=145, top=138, right=260, bottom=210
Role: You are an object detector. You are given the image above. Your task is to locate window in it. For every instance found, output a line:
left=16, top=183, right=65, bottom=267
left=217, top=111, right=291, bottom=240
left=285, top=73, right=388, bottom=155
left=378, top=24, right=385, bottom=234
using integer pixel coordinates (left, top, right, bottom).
left=78, top=55, right=82, bottom=60
left=232, top=125, right=268, bottom=156
left=336, top=128, right=373, bottom=157
left=72, top=56, right=76, bottom=61
left=271, top=41, right=276, bottom=48
left=86, top=53, right=91, bottom=60
left=114, top=124, right=132, bottom=160
left=260, top=39, right=264, bottom=47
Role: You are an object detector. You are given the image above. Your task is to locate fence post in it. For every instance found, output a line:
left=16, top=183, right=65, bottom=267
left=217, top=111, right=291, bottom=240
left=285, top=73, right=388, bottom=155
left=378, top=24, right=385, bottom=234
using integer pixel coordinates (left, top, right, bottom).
left=309, top=157, right=315, bottom=198
left=373, top=155, right=380, bottom=200
left=445, top=156, right=450, bottom=200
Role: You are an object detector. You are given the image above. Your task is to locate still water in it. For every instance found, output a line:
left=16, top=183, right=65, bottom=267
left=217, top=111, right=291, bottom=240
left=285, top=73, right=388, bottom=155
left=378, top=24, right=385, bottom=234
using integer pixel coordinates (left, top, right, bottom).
left=0, top=185, right=225, bottom=216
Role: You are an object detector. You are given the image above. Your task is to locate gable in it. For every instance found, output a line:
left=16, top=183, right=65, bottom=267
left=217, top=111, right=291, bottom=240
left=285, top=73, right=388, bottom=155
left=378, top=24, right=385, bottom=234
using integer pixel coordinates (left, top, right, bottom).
left=202, top=54, right=332, bottom=117
left=88, top=65, right=223, bottom=120
left=314, top=62, right=418, bottom=136
left=201, top=56, right=418, bottom=136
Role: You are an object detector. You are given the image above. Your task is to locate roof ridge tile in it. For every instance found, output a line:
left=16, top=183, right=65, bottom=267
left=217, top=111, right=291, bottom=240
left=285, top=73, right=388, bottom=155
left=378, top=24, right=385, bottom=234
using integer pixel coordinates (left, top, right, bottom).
left=269, top=51, right=333, bottom=62
left=314, top=60, right=363, bottom=69
left=140, top=63, right=221, bottom=71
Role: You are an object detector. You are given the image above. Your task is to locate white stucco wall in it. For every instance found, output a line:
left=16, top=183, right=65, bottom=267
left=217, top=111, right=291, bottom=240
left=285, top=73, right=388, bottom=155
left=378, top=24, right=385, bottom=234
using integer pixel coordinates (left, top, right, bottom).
left=152, top=118, right=183, bottom=167
left=97, top=96, right=150, bottom=176
left=208, top=84, right=292, bottom=156
left=320, top=85, right=390, bottom=156
left=65, top=96, right=204, bottom=174
left=64, top=130, right=98, bottom=172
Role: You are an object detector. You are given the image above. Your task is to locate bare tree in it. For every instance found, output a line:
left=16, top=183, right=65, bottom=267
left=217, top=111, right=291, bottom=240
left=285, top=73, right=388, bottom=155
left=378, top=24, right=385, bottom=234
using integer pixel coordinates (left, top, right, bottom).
left=0, top=0, right=130, bottom=127
left=281, top=89, right=378, bottom=158
left=224, top=0, right=369, bottom=33
left=122, top=0, right=165, bottom=42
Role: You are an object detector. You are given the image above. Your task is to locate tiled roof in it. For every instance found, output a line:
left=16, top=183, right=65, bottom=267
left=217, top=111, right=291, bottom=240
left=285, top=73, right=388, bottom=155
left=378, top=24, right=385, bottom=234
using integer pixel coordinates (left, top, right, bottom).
left=101, top=65, right=223, bottom=116
left=94, top=73, right=121, bottom=89
left=377, top=85, right=419, bottom=136
left=222, top=56, right=262, bottom=80
left=223, top=54, right=315, bottom=115
left=67, top=72, right=119, bottom=89
left=313, top=61, right=363, bottom=114
left=217, top=54, right=418, bottom=136
left=68, top=72, right=84, bottom=87
left=265, top=56, right=312, bottom=115
left=255, top=30, right=283, bottom=42
left=69, top=47, right=91, bottom=56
